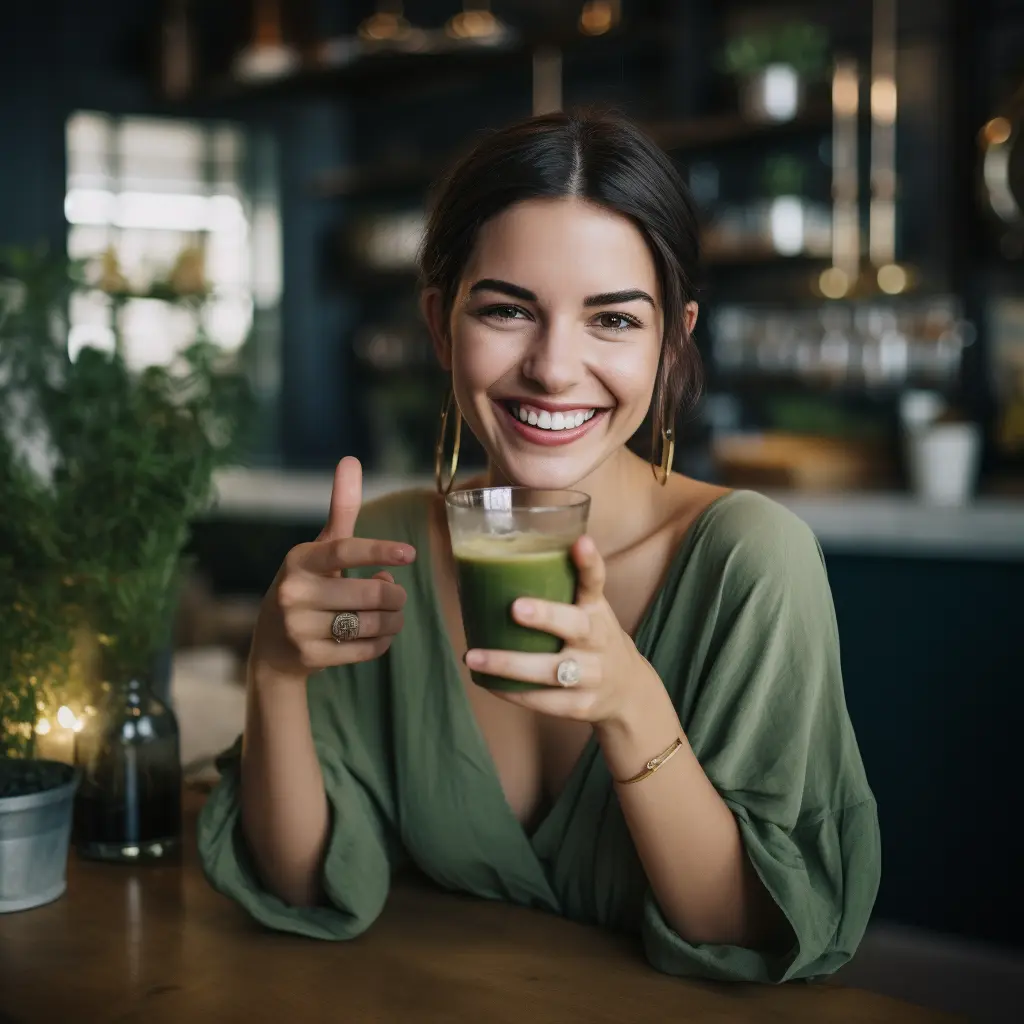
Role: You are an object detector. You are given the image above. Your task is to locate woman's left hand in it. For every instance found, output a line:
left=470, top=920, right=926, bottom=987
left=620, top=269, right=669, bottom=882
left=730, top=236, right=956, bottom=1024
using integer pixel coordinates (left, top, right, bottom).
left=463, top=535, right=658, bottom=726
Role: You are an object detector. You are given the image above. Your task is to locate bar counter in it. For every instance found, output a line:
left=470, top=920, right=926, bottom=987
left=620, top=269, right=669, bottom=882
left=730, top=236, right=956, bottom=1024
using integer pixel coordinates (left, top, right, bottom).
left=0, top=791, right=959, bottom=1024
left=209, top=467, right=1024, bottom=562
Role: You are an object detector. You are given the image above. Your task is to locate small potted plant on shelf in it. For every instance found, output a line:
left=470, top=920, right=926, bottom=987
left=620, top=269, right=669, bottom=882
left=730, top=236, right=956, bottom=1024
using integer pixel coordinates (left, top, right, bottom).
left=0, top=245, right=252, bottom=883
left=719, top=21, right=830, bottom=124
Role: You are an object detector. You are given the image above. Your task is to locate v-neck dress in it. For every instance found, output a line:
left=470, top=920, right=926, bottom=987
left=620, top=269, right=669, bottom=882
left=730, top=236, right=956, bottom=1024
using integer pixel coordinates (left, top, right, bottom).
left=198, top=488, right=880, bottom=983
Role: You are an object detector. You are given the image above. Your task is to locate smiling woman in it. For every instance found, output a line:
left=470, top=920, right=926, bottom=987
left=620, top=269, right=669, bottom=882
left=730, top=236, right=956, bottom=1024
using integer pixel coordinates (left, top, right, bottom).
left=198, top=112, right=880, bottom=986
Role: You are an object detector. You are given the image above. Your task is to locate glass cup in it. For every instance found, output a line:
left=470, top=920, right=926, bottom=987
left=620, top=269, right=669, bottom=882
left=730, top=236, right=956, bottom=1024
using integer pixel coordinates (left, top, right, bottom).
left=445, top=486, right=591, bottom=691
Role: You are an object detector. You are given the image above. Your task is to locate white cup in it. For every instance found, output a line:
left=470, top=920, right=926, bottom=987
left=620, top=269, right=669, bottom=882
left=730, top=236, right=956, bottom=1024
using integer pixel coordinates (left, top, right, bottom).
left=905, top=422, right=981, bottom=506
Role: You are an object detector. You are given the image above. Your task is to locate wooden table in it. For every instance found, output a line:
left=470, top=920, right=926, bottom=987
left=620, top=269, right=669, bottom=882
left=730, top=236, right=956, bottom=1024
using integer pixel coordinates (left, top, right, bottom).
left=0, top=793, right=957, bottom=1024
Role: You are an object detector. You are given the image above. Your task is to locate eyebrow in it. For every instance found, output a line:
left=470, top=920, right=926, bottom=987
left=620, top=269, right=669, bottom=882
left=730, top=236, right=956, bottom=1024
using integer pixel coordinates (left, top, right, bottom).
left=469, top=279, right=656, bottom=309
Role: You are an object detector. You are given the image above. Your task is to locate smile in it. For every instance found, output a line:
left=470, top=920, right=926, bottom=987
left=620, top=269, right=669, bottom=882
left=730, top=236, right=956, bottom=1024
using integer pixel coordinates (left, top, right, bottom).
left=508, top=400, right=596, bottom=430
left=496, top=399, right=607, bottom=447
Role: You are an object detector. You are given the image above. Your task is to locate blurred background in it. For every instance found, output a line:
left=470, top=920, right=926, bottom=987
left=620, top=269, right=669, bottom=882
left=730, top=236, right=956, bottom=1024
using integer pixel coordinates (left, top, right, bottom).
left=1, top=0, right=1022, bottom=1017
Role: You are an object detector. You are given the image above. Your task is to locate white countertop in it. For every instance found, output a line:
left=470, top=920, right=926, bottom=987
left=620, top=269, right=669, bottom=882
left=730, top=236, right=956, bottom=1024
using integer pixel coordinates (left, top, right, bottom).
left=207, top=467, right=1024, bottom=562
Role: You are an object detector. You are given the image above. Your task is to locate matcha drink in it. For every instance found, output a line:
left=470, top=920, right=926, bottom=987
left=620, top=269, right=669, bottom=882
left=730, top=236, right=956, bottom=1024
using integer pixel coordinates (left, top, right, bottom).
left=445, top=486, right=591, bottom=692
left=454, top=532, right=578, bottom=691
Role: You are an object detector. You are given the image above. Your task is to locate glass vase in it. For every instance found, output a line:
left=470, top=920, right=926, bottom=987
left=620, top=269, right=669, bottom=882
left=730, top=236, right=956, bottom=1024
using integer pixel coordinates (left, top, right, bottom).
left=73, top=676, right=182, bottom=862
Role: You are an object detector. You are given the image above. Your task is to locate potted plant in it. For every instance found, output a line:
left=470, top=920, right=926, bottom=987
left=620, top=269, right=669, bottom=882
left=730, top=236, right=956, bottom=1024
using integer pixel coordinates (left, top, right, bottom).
left=0, top=245, right=252, bottom=884
left=719, top=21, right=830, bottom=123
left=0, top=488, right=81, bottom=912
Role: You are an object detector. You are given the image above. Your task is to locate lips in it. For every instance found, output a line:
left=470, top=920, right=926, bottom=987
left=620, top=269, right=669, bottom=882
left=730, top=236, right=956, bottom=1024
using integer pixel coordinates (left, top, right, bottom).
left=494, top=398, right=607, bottom=447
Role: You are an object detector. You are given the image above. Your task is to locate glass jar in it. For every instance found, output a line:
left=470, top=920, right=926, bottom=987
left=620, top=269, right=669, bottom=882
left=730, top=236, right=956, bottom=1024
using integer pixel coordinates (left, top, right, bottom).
left=73, top=677, right=182, bottom=862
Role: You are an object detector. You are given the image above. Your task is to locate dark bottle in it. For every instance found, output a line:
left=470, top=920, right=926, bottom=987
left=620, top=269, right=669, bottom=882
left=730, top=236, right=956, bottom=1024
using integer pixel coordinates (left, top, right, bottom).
left=73, top=677, right=182, bottom=862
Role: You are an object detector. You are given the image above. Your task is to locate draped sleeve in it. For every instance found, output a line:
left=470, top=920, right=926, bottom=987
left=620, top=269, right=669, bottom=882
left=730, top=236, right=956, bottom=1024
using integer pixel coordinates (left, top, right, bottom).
left=197, top=502, right=409, bottom=940
left=640, top=492, right=881, bottom=982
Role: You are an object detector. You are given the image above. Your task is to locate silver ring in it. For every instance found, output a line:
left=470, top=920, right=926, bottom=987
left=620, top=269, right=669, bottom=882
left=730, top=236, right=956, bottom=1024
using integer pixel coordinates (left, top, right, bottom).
left=331, top=611, right=360, bottom=643
left=556, top=658, right=581, bottom=687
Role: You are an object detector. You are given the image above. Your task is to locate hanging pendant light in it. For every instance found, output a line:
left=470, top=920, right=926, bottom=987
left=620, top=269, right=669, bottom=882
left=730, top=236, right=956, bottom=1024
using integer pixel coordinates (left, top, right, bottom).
left=232, top=0, right=300, bottom=82
left=579, top=0, right=620, bottom=37
left=358, top=1, right=428, bottom=51
left=445, top=2, right=512, bottom=47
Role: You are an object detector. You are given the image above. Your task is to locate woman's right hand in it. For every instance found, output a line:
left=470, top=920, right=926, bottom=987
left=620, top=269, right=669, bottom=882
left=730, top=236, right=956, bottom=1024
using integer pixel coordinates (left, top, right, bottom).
left=249, top=457, right=416, bottom=685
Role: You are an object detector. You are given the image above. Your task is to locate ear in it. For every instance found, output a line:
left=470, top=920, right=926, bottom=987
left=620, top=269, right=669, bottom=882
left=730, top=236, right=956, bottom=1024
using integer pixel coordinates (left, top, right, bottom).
left=684, top=301, right=699, bottom=336
left=420, top=287, right=451, bottom=371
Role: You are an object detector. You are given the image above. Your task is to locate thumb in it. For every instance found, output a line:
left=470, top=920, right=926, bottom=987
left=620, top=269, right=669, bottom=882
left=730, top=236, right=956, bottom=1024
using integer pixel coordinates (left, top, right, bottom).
left=318, top=457, right=362, bottom=542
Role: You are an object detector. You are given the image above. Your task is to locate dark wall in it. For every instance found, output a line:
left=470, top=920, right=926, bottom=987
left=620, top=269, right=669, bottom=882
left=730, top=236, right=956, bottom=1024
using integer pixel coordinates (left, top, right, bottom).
left=0, top=1, right=73, bottom=254
left=827, top=553, right=1021, bottom=950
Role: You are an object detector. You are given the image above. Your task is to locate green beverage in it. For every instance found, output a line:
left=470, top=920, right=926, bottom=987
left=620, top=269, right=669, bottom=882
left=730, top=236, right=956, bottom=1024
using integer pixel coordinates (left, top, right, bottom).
left=454, top=533, right=578, bottom=691
left=445, top=486, right=590, bottom=692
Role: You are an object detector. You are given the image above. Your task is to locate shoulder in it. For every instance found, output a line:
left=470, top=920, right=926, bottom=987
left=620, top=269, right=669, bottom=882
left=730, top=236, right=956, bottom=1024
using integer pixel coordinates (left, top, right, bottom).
left=688, top=489, right=824, bottom=585
left=679, top=487, right=831, bottom=606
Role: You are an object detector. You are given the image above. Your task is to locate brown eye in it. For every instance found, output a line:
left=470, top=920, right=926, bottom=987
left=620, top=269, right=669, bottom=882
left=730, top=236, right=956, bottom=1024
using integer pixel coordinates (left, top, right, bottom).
left=480, top=304, right=528, bottom=321
left=594, top=312, right=641, bottom=331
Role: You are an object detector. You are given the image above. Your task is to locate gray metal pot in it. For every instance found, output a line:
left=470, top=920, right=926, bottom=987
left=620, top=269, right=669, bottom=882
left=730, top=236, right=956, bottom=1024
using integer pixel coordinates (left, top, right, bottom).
left=0, top=762, right=80, bottom=913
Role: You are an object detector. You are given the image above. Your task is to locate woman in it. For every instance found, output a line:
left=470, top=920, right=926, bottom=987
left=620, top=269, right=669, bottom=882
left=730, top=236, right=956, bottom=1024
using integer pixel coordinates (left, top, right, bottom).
left=198, top=113, right=880, bottom=983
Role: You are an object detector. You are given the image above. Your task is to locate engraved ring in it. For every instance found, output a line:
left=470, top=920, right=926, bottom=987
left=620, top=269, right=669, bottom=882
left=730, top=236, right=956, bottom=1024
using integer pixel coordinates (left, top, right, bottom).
left=331, top=611, right=360, bottom=643
left=556, top=658, right=581, bottom=687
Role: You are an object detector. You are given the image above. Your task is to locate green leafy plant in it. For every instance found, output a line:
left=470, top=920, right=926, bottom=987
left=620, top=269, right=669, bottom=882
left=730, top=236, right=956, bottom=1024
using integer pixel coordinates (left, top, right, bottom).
left=719, top=22, right=830, bottom=80
left=0, top=246, right=253, bottom=756
left=762, top=154, right=809, bottom=197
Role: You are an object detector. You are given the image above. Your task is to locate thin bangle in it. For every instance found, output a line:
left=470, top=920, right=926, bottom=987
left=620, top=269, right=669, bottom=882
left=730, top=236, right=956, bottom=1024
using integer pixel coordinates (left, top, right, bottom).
left=615, top=737, right=684, bottom=786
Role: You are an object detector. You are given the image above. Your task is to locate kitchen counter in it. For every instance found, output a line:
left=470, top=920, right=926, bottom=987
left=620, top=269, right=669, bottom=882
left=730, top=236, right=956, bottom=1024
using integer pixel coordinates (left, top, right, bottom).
left=208, top=467, right=1024, bottom=562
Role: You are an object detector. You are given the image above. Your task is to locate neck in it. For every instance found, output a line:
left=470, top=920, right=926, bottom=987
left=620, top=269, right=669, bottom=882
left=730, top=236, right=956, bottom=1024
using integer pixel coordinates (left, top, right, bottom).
left=485, top=446, right=664, bottom=559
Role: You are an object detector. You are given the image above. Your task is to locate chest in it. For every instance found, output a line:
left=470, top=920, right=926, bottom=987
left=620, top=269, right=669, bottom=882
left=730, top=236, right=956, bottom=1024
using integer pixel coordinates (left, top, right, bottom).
left=427, top=501, right=670, bottom=827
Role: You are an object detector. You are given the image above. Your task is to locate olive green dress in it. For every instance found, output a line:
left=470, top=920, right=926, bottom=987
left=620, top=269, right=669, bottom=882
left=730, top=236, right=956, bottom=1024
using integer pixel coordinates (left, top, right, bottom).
left=198, top=489, right=880, bottom=983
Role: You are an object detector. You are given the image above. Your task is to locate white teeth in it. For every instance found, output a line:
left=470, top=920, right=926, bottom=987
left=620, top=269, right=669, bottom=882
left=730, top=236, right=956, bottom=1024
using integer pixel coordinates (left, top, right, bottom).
left=508, top=402, right=597, bottom=431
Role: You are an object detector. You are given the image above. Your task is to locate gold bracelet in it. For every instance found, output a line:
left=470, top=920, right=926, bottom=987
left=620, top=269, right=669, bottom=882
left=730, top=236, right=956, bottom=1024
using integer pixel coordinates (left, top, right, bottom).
left=615, top=737, right=684, bottom=785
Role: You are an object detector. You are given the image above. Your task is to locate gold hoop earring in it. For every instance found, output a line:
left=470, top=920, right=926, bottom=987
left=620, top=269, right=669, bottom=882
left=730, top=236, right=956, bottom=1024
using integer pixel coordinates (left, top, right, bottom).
left=435, top=388, right=462, bottom=495
left=652, top=426, right=675, bottom=486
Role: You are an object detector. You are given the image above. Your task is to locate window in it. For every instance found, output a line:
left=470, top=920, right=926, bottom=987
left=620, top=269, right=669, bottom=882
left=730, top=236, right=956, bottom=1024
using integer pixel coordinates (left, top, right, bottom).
left=64, top=111, right=281, bottom=384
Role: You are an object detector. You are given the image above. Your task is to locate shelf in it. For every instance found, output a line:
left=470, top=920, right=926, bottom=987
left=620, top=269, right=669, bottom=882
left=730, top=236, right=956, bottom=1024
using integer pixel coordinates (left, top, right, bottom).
left=188, top=28, right=658, bottom=108
left=708, top=371, right=948, bottom=401
left=312, top=105, right=834, bottom=200
left=188, top=44, right=527, bottom=109
left=312, top=160, right=441, bottom=199
left=704, top=248, right=829, bottom=269
left=646, top=105, right=832, bottom=154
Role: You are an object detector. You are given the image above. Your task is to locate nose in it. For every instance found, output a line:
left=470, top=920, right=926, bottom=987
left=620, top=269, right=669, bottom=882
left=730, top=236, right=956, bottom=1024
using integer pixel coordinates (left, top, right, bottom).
left=519, top=318, right=584, bottom=394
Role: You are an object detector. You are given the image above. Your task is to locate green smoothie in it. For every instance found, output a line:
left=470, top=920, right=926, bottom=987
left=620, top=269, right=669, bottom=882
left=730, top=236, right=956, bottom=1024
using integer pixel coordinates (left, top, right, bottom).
left=454, top=532, right=578, bottom=691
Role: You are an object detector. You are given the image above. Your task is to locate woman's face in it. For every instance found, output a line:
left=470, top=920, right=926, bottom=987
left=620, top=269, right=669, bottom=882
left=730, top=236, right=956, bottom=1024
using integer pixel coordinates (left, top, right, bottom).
left=431, top=197, right=669, bottom=491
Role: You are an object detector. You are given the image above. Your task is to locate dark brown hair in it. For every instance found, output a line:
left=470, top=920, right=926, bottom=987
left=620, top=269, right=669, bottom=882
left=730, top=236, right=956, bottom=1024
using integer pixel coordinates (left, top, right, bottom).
left=419, top=111, right=704, bottom=439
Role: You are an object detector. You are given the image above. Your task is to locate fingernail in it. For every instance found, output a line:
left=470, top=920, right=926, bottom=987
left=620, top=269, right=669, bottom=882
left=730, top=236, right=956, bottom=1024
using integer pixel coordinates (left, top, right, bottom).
left=393, top=546, right=412, bottom=562
left=514, top=599, right=534, bottom=619
left=464, top=650, right=484, bottom=668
